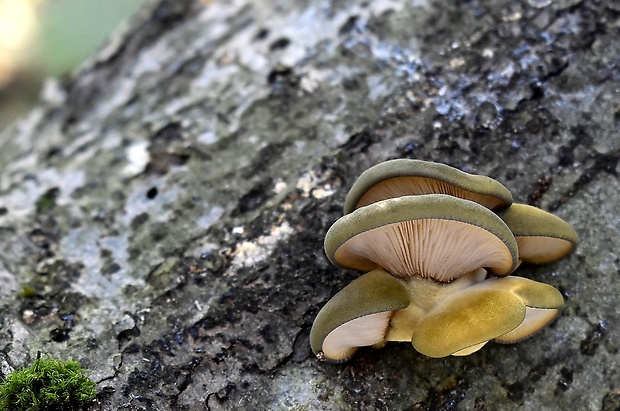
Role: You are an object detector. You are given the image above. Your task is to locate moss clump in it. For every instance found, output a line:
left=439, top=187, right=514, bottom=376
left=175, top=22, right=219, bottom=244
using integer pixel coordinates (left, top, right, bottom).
left=19, top=284, right=37, bottom=299
left=0, top=357, right=96, bottom=411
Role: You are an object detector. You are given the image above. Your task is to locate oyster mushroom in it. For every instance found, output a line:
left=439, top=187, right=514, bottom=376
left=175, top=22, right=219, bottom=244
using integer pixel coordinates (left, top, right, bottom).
left=498, top=203, right=579, bottom=264
left=410, top=276, right=564, bottom=357
left=310, top=269, right=409, bottom=362
left=343, top=159, right=512, bottom=214
left=325, top=194, right=519, bottom=282
left=311, top=268, right=564, bottom=361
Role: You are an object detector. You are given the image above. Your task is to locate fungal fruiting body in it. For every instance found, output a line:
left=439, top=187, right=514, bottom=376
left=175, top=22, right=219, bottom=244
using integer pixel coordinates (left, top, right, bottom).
left=311, top=159, right=577, bottom=362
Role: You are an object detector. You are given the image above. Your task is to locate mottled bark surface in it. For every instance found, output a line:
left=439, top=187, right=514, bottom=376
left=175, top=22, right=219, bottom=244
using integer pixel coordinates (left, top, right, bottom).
left=0, top=0, right=618, bottom=410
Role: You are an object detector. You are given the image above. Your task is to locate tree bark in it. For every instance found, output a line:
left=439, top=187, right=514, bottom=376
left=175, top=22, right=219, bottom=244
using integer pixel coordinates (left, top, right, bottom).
left=0, top=0, right=618, bottom=409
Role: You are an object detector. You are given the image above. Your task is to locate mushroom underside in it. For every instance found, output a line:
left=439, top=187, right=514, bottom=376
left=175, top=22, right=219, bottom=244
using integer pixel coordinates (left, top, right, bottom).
left=494, top=307, right=559, bottom=343
left=310, top=269, right=410, bottom=361
left=353, top=176, right=508, bottom=211
left=343, top=159, right=513, bottom=214
left=321, top=311, right=392, bottom=361
left=334, top=219, right=515, bottom=281
left=516, top=236, right=574, bottom=264
left=498, top=203, right=578, bottom=264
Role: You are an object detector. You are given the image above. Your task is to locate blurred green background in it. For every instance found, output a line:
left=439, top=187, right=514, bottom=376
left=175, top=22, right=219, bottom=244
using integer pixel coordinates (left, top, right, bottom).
left=0, top=0, right=147, bottom=129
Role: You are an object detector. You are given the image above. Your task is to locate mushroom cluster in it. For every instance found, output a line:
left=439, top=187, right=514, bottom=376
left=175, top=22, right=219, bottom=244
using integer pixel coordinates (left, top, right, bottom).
left=311, top=159, right=578, bottom=362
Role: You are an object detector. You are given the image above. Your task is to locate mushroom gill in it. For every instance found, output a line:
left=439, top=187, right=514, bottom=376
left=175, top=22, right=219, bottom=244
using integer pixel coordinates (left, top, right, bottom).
left=310, top=269, right=409, bottom=362
left=325, top=195, right=518, bottom=282
left=344, top=159, right=513, bottom=213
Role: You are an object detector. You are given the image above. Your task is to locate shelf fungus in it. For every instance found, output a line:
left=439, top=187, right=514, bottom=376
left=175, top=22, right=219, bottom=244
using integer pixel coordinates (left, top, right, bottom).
left=311, top=160, right=577, bottom=362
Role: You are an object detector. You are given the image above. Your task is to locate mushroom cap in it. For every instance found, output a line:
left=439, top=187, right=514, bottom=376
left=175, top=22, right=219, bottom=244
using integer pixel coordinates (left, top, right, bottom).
left=310, top=269, right=410, bottom=362
left=410, top=276, right=564, bottom=357
left=498, top=203, right=579, bottom=264
left=343, top=159, right=513, bottom=214
left=325, top=194, right=519, bottom=282
left=492, top=276, right=564, bottom=343
left=411, top=286, right=525, bottom=357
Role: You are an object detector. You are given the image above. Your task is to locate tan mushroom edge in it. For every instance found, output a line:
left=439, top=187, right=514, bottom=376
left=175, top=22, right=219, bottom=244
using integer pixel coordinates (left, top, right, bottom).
left=325, top=195, right=519, bottom=281
left=492, top=276, right=564, bottom=343
left=310, top=269, right=410, bottom=362
left=498, top=203, right=579, bottom=264
left=343, top=159, right=513, bottom=214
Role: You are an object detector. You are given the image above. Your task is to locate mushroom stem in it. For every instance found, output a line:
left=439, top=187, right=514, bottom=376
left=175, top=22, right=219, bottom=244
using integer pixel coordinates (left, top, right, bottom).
left=386, top=268, right=488, bottom=342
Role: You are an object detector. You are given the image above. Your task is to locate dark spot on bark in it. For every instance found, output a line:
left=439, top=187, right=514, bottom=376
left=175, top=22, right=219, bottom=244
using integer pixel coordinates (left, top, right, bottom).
left=146, top=187, right=158, bottom=199
left=554, top=367, right=573, bottom=394
left=234, top=179, right=272, bottom=215
left=474, top=397, right=487, bottom=411
left=160, top=337, right=174, bottom=356
left=240, top=142, right=290, bottom=179
left=131, top=212, right=150, bottom=230
left=267, top=65, right=301, bottom=97
left=291, top=327, right=312, bottom=363
left=175, top=53, right=207, bottom=76
left=269, top=37, right=290, bottom=50
left=254, top=28, right=269, bottom=40
left=152, top=0, right=191, bottom=24
left=505, top=381, right=524, bottom=404
left=117, top=326, right=141, bottom=342
left=340, top=129, right=378, bottom=153
left=580, top=322, right=607, bottom=356
left=50, top=327, right=71, bottom=342
left=0, top=207, right=7, bottom=216
left=146, top=123, right=191, bottom=174
left=528, top=175, right=552, bottom=206
left=529, top=81, right=545, bottom=100
left=259, top=324, right=274, bottom=344
left=400, top=140, right=422, bottom=157
left=45, top=146, right=63, bottom=159
left=36, top=187, right=60, bottom=214
left=102, top=262, right=121, bottom=276
left=342, top=75, right=360, bottom=90
left=212, top=350, right=228, bottom=364
left=339, top=15, right=359, bottom=35
left=267, top=65, right=295, bottom=85
left=413, top=379, right=468, bottom=410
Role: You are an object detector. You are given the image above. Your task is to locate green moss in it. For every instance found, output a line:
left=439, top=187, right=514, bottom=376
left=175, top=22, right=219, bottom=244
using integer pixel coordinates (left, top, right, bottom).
left=20, top=285, right=37, bottom=299
left=0, top=357, right=96, bottom=411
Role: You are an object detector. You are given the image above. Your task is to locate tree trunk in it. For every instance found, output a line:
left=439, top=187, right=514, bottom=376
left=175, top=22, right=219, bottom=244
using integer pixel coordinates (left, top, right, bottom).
left=0, top=0, right=618, bottom=409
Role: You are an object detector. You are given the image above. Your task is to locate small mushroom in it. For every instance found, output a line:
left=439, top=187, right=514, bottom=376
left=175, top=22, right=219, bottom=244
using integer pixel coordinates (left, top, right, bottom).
left=498, top=203, right=579, bottom=264
left=325, top=194, right=519, bottom=282
left=310, top=269, right=410, bottom=362
left=410, top=276, right=564, bottom=357
left=343, top=159, right=513, bottom=214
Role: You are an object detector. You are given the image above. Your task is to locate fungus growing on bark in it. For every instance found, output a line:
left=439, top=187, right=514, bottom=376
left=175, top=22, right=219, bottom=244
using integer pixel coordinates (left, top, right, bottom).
left=311, top=268, right=564, bottom=361
left=310, top=269, right=409, bottom=362
left=498, top=203, right=579, bottom=264
left=325, top=194, right=519, bottom=281
left=343, top=159, right=513, bottom=213
left=311, top=160, right=576, bottom=362
left=410, top=276, right=564, bottom=357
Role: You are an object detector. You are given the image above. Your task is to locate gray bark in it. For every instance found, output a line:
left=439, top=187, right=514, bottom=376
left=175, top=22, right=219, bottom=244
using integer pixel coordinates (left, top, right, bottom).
left=0, top=0, right=618, bottom=409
